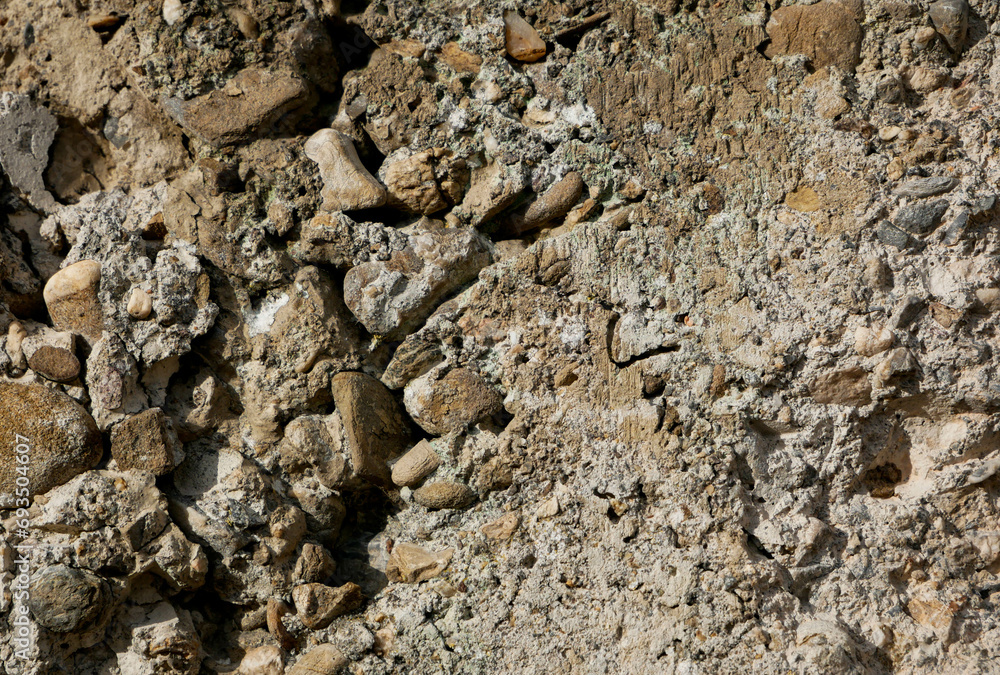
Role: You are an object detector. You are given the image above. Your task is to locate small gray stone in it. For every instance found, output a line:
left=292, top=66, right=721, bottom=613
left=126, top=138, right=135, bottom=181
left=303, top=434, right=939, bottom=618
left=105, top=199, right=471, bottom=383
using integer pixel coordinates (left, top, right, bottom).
left=892, top=177, right=957, bottom=198
left=876, top=221, right=915, bottom=249
left=894, top=200, right=949, bottom=235
left=892, top=295, right=925, bottom=329
left=929, top=0, right=969, bottom=52
left=28, top=565, right=110, bottom=632
left=941, top=210, right=969, bottom=246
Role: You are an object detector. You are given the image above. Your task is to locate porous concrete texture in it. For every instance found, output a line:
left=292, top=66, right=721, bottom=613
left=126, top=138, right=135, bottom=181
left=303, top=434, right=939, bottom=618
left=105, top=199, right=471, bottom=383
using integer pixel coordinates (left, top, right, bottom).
left=2, top=0, right=1000, bottom=673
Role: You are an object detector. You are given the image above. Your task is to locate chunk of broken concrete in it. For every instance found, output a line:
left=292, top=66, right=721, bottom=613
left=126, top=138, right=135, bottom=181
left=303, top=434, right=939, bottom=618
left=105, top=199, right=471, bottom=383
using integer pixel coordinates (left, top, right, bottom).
left=305, top=128, right=387, bottom=212
left=0, top=93, right=58, bottom=212
left=343, top=220, right=491, bottom=339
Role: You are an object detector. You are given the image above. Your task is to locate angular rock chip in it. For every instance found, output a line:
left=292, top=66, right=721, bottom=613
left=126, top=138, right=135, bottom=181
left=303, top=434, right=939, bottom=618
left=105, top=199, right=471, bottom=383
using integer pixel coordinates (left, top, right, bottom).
left=929, top=0, right=969, bottom=52
left=892, top=176, right=958, bottom=198
left=44, top=260, right=104, bottom=343
left=481, top=513, right=521, bottom=540
left=0, top=382, right=102, bottom=503
left=344, top=221, right=491, bottom=339
left=163, top=69, right=311, bottom=147
left=404, top=368, right=505, bottom=435
left=894, top=200, right=949, bottom=235
left=386, top=542, right=454, bottom=583
left=110, top=408, right=185, bottom=476
left=413, top=481, right=477, bottom=510
left=292, top=582, right=363, bottom=629
left=809, top=367, right=872, bottom=406
left=765, top=1, right=863, bottom=73
left=305, top=128, right=387, bottom=212
left=331, top=372, right=411, bottom=487
left=504, top=11, right=546, bottom=62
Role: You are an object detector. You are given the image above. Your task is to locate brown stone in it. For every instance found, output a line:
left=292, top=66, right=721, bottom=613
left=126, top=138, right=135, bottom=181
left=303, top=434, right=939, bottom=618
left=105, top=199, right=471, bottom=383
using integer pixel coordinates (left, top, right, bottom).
left=481, top=513, right=520, bottom=540
left=27, top=345, right=80, bottom=382
left=504, top=11, right=546, bottom=62
left=405, top=367, right=505, bottom=435
left=0, top=382, right=102, bottom=502
left=391, top=440, right=441, bottom=487
left=765, top=1, right=863, bottom=73
left=382, top=336, right=444, bottom=390
left=291, top=582, right=363, bottom=629
left=43, top=260, right=104, bottom=343
left=386, top=543, right=454, bottom=583
left=786, top=187, right=821, bottom=213
left=809, top=367, right=872, bottom=406
left=163, top=68, right=311, bottom=147
left=504, top=172, right=585, bottom=235
left=110, top=408, right=183, bottom=476
left=331, top=372, right=411, bottom=487
left=413, top=481, right=477, bottom=510
left=288, top=644, right=348, bottom=675
left=439, top=42, right=482, bottom=73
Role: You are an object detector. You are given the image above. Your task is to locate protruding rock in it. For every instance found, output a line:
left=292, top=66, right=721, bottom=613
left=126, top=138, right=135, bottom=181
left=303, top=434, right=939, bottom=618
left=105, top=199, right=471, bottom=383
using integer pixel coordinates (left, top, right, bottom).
left=391, top=440, right=441, bottom=487
left=163, top=68, right=311, bottom=147
left=239, top=645, right=284, bottom=675
left=504, top=172, right=584, bottom=235
left=504, top=11, right=546, bottom=62
left=26, top=345, right=81, bottom=382
left=28, top=565, right=111, bottom=633
left=404, top=368, right=505, bottom=435
left=765, top=1, right=863, bottom=73
left=43, top=260, right=104, bottom=342
left=894, top=200, right=949, bottom=235
left=127, top=287, right=153, bottom=319
left=892, top=176, right=958, bottom=198
left=110, top=408, right=185, bottom=476
left=344, top=221, right=491, bottom=339
left=413, top=481, right=477, bottom=510
left=6, top=321, right=28, bottom=370
left=385, top=543, right=454, bottom=583
left=380, top=148, right=468, bottom=215
left=809, top=367, right=872, bottom=406
left=305, top=129, right=387, bottom=212
left=0, top=382, right=102, bottom=503
left=288, top=645, right=348, bottom=675
left=382, top=336, right=444, bottom=389
left=292, top=582, right=363, bottom=629
left=331, top=372, right=411, bottom=487
left=929, top=0, right=969, bottom=52
left=0, top=93, right=58, bottom=212
left=294, top=543, right=337, bottom=584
